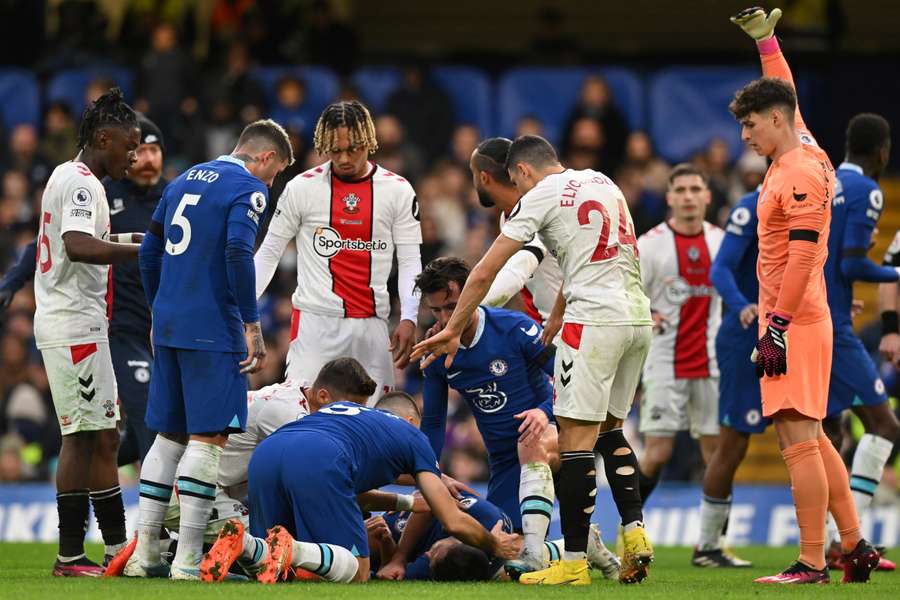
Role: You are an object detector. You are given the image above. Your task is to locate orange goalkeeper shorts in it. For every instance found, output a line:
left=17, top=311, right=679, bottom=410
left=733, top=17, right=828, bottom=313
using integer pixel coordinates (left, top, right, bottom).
left=758, top=317, right=832, bottom=420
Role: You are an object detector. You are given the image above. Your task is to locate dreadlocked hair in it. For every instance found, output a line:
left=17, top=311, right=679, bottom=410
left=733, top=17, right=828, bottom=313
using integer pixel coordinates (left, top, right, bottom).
left=77, top=87, right=138, bottom=149
left=313, top=100, right=378, bottom=156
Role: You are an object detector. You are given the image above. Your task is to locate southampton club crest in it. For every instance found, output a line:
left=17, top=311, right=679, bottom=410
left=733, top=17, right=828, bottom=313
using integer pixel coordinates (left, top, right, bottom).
left=687, top=245, right=700, bottom=262
left=342, top=193, right=361, bottom=214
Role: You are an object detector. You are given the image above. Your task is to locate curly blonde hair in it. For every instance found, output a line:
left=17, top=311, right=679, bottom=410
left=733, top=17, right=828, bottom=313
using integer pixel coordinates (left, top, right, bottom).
left=313, top=100, right=378, bottom=156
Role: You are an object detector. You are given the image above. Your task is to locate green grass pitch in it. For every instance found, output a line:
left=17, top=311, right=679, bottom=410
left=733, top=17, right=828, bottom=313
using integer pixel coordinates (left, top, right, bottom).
left=2, top=544, right=897, bottom=599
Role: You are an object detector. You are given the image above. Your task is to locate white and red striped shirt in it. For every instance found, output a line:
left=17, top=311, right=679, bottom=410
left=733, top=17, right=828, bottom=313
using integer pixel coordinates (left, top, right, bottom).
left=266, top=161, right=421, bottom=320
left=637, top=221, right=723, bottom=379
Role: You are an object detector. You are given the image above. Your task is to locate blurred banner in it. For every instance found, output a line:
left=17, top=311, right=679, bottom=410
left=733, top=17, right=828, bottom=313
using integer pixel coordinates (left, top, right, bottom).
left=0, top=483, right=896, bottom=546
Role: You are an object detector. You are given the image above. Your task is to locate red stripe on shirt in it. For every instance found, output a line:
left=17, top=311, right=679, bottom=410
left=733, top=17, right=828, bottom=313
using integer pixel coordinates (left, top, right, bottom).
left=673, top=230, right=712, bottom=378
left=329, top=172, right=377, bottom=318
left=520, top=287, right=542, bottom=324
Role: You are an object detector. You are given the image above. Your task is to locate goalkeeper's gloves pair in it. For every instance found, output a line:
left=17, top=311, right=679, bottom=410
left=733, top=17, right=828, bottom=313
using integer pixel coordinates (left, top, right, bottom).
left=751, top=312, right=789, bottom=378
left=731, top=6, right=782, bottom=41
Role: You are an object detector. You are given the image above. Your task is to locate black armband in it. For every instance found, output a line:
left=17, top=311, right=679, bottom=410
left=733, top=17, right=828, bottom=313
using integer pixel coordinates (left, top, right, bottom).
left=882, top=310, right=899, bottom=335
left=788, top=229, right=818, bottom=243
left=147, top=220, right=164, bottom=239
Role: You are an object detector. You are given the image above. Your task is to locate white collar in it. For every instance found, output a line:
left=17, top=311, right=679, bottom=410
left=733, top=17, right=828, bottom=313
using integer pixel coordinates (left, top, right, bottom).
left=217, top=155, right=251, bottom=173
left=459, top=307, right=486, bottom=350
left=838, top=161, right=863, bottom=175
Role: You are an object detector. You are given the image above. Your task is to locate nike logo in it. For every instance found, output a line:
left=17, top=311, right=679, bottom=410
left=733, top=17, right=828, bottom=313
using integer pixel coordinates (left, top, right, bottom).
left=447, top=371, right=462, bottom=379
left=109, top=206, right=126, bottom=215
left=520, top=323, right=539, bottom=337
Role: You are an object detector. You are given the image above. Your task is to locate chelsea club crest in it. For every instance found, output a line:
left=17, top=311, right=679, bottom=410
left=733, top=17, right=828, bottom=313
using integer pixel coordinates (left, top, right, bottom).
left=489, top=359, right=508, bottom=376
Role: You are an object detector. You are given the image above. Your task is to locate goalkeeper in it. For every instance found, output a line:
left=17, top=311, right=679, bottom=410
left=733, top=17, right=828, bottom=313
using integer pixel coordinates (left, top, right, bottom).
left=729, top=6, right=880, bottom=584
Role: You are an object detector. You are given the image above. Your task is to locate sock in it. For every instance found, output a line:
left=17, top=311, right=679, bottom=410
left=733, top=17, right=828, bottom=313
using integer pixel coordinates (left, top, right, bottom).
left=817, top=435, right=862, bottom=553
left=290, top=541, right=359, bottom=582
left=237, top=532, right=268, bottom=572
left=697, top=495, right=731, bottom=551
left=559, top=451, right=596, bottom=560
left=850, top=433, right=893, bottom=514
left=56, top=489, right=90, bottom=560
left=90, top=485, right=127, bottom=556
left=594, top=429, right=643, bottom=525
left=543, top=539, right=563, bottom=563
left=519, top=462, right=554, bottom=560
left=172, top=440, right=222, bottom=569
left=782, top=440, right=828, bottom=570
left=637, top=468, right=661, bottom=504
left=136, top=435, right=185, bottom=566
left=825, top=514, right=839, bottom=549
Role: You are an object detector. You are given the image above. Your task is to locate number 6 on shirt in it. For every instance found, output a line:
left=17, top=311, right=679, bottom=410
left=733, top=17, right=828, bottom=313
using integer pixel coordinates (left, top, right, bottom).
left=166, top=193, right=201, bottom=256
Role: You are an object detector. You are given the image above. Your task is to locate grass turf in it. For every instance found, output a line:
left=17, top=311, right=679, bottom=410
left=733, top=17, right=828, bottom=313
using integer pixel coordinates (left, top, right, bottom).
left=2, top=543, right=897, bottom=599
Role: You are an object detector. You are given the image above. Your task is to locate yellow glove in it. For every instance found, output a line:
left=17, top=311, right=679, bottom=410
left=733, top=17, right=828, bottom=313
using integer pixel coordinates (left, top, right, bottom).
left=730, top=6, right=782, bottom=41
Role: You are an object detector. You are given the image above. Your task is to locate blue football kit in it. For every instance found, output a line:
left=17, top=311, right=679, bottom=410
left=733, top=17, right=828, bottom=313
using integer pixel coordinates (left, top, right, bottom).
left=824, top=162, right=891, bottom=417
left=139, top=155, right=267, bottom=434
left=248, top=402, right=441, bottom=558
left=422, top=306, right=554, bottom=529
left=711, top=190, right=769, bottom=434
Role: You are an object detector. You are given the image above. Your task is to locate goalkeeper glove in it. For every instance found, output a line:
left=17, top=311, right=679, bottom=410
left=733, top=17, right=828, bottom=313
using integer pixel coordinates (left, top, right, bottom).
left=751, top=312, right=789, bottom=378
left=730, top=6, right=782, bottom=41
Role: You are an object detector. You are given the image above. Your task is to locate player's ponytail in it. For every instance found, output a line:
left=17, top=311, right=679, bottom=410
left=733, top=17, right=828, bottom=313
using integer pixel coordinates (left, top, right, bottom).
left=77, top=86, right=138, bottom=149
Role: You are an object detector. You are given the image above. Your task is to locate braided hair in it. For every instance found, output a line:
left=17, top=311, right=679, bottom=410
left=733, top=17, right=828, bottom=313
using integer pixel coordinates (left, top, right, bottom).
left=76, top=87, right=138, bottom=149
left=313, top=100, right=378, bottom=156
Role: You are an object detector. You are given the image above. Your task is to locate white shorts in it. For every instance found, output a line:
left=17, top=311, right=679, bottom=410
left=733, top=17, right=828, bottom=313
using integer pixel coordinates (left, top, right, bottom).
left=41, top=341, right=119, bottom=435
left=554, top=323, right=651, bottom=422
left=640, top=370, right=719, bottom=437
left=164, top=488, right=249, bottom=543
left=286, top=309, right=394, bottom=405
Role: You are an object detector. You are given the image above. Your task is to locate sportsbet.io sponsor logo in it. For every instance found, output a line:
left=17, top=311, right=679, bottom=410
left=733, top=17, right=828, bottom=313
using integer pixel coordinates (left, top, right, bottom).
left=313, top=226, right=388, bottom=258
left=663, top=276, right=714, bottom=306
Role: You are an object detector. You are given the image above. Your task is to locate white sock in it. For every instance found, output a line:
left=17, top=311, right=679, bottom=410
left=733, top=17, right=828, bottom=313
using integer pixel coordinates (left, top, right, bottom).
left=850, top=434, right=893, bottom=514
left=543, top=539, right=564, bottom=563
left=698, top=495, right=731, bottom=551
left=238, top=532, right=268, bottom=571
left=290, top=540, right=359, bottom=582
left=135, top=435, right=185, bottom=566
left=172, top=440, right=222, bottom=570
left=825, top=513, right=839, bottom=549
left=519, top=462, right=555, bottom=559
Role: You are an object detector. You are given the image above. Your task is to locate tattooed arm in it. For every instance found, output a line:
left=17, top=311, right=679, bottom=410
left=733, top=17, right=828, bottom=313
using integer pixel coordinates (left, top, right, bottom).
left=241, top=321, right=267, bottom=374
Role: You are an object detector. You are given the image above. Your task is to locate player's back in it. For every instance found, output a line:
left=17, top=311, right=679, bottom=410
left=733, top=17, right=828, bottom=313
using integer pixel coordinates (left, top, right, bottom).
left=152, top=156, right=267, bottom=351
left=502, top=168, right=651, bottom=327
left=272, top=401, right=438, bottom=492
left=757, top=143, right=833, bottom=324
left=825, top=164, right=881, bottom=331
left=717, top=190, right=760, bottom=336
left=34, top=161, right=111, bottom=348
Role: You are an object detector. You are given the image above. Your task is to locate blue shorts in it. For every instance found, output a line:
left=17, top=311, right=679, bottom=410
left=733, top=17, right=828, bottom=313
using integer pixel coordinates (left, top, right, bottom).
left=487, top=455, right=521, bottom=531
left=827, top=329, right=887, bottom=418
left=716, top=325, right=769, bottom=434
left=145, top=346, right=248, bottom=435
left=248, top=431, right=368, bottom=557
left=110, top=332, right=155, bottom=459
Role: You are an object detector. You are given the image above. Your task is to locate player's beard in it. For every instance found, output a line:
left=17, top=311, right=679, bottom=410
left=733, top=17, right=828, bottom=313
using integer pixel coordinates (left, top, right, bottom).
left=476, top=187, right=495, bottom=208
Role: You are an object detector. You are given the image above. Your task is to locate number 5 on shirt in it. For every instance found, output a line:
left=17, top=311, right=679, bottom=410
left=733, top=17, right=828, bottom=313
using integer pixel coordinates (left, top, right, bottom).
left=166, top=193, right=201, bottom=256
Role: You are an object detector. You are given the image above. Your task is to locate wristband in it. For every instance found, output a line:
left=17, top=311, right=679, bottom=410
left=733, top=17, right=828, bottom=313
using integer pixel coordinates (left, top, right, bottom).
left=882, top=310, right=899, bottom=335
left=756, top=36, right=780, bottom=55
left=396, top=494, right=415, bottom=511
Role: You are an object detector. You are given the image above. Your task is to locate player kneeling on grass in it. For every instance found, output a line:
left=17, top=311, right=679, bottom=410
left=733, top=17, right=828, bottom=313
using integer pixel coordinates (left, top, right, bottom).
left=107, top=358, right=377, bottom=577
left=201, top=392, right=521, bottom=583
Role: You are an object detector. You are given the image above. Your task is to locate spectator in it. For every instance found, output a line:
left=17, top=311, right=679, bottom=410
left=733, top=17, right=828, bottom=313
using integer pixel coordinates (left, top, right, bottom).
left=561, top=74, right=629, bottom=174
left=450, top=124, right=480, bottom=169
left=39, top=102, right=78, bottom=167
left=136, top=23, right=196, bottom=145
left=562, top=117, right=604, bottom=170
left=2, top=171, right=31, bottom=223
left=615, top=164, right=666, bottom=237
left=729, top=149, right=768, bottom=204
left=0, top=433, right=28, bottom=482
left=84, top=76, right=117, bottom=108
left=205, top=40, right=266, bottom=130
left=692, top=137, right=731, bottom=220
left=270, top=75, right=316, bottom=142
left=624, top=131, right=671, bottom=196
left=373, top=114, right=425, bottom=183
left=516, top=115, right=545, bottom=138
left=306, top=0, right=360, bottom=74
left=528, top=4, right=581, bottom=64
left=3, top=125, right=49, bottom=189
left=386, top=65, right=455, bottom=166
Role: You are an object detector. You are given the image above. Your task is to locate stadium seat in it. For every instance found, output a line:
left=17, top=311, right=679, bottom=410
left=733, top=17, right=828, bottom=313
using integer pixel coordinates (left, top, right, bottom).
left=46, top=67, right=135, bottom=116
left=497, top=67, right=645, bottom=144
left=351, top=67, right=402, bottom=114
left=0, top=69, right=40, bottom=130
left=649, top=67, right=757, bottom=163
left=253, top=66, right=340, bottom=118
left=431, top=66, right=493, bottom=135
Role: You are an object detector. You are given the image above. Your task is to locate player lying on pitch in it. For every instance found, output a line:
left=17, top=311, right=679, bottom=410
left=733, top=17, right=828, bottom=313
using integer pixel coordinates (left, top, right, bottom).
left=416, top=257, right=619, bottom=578
left=200, top=392, right=521, bottom=583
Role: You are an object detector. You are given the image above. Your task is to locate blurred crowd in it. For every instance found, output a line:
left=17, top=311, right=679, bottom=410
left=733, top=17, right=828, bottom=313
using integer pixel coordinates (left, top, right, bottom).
left=0, top=1, right=812, bottom=486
